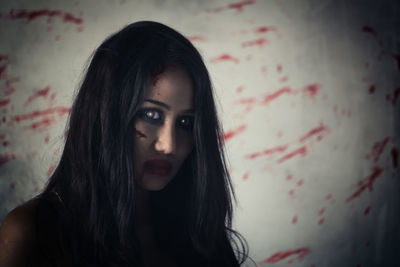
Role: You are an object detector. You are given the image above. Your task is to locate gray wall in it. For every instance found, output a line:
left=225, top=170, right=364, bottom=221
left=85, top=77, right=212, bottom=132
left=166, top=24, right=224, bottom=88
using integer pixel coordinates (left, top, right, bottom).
left=0, top=0, right=399, bottom=266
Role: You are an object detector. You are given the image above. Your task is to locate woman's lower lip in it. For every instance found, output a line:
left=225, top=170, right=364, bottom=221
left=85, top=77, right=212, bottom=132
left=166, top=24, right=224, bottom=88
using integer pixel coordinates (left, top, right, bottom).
left=142, top=159, right=173, bottom=176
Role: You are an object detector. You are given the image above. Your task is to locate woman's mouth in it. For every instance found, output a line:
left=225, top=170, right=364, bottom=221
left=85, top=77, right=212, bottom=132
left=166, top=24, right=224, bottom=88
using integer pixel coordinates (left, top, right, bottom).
left=143, top=159, right=173, bottom=176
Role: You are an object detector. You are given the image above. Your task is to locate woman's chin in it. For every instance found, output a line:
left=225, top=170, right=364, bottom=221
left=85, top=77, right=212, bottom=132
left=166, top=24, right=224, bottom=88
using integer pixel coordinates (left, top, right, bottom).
left=138, top=173, right=174, bottom=191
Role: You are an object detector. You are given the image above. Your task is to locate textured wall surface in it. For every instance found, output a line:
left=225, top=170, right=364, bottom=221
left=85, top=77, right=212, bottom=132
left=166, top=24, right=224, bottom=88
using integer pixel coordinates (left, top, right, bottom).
left=0, top=0, right=399, bottom=266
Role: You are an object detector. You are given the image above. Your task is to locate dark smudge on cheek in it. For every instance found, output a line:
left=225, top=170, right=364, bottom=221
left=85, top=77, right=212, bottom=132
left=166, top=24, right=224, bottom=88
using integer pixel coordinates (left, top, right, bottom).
left=135, top=128, right=147, bottom=138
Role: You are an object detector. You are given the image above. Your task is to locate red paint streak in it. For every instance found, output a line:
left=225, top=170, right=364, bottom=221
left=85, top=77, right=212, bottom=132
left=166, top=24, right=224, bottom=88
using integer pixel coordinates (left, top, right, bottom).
left=242, top=172, right=250, bottom=181
left=361, top=25, right=378, bottom=36
left=318, top=207, right=326, bottom=216
left=223, top=124, right=247, bottom=141
left=12, top=106, right=71, bottom=122
left=278, top=146, right=307, bottom=163
left=261, top=87, right=292, bottom=105
left=226, top=0, right=255, bottom=12
left=280, top=76, right=288, bottom=82
left=241, top=37, right=268, bottom=48
left=297, top=179, right=304, bottom=187
left=211, top=54, right=239, bottom=64
left=24, top=86, right=50, bottom=106
left=318, top=218, right=325, bottom=225
left=187, top=35, right=206, bottom=42
left=0, top=98, right=10, bottom=107
left=345, top=166, right=384, bottom=203
left=25, top=117, right=56, bottom=131
left=299, top=123, right=330, bottom=143
left=366, top=137, right=390, bottom=163
left=47, top=164, right=56, bottom=176
left=277, top=64, right=282, bottom=72
left=254, top=26, right=278, bottom=36
left=0, top=153, right=16, bottom=166
left=45, top=134, right=50, bottom=144
left=364, top=206, right=371, bottom=215
left=368, top=85, right=376, bottom=94
left=391, top=148, right=398, bottom=168
left=245, top=145, right=288, bottom=159
left=205, top=0, right=255, bottom=13
left=302, top=83, right=321, bottom=101
left=4, top=9, right=83, bottom=24
left=259, top=247, right=311, bottom=264
left=292, top=215, right=298, bottom=224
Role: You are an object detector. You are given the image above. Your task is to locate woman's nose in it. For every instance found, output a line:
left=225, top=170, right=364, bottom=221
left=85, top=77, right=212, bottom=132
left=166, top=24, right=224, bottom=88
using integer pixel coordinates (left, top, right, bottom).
left=154, top=122, right=176, bottom=155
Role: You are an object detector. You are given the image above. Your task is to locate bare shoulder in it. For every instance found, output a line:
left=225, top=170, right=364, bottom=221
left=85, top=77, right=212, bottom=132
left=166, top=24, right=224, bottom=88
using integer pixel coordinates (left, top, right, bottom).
left=0, top=199, right=39, bottom=266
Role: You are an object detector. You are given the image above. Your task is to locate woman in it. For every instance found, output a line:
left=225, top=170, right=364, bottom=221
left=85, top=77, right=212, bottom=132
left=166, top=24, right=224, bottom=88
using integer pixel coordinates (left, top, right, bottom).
left=0, top=21, right=248, bottom=266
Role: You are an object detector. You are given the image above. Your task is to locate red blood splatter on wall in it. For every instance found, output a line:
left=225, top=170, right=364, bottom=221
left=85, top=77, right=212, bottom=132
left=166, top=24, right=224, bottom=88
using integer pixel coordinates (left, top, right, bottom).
left=12, top=106, right=71, bottom=122
left=187, top=35, right=206, bottom=42
left=47, top=164, right=56, bottom=176
left=302, top=83, right=321, bottom=101
left=296, top=179, right=304, bottom=187
left=299, top=123, right=330, bottom=143
left=366, top=137, right=390, bottom=163
left=227, top=0, right=255, bottom=12
left=318, top=218, right=325, bottom=225
left=277, top=64, right=282, bottom=72
left=361, top=25, right=378, bottom=36
left=278, top=146, right=307, bottom=163
left=245, top=144, right=288, bottom=159
left=286, top=174, right=293, bottom=181
left=210, top=54, right=239, bottom=64
left=345, top=166, right=384, bottom=203
left=324, top=194, right=332, bottom=200
left=318, top=207, right=326, bottom=216
left=288, top=189, right=295, bottom=199
left=368, top=85, right=376, bottom=94
left=236, top=85, right=244, bottom=93
left=0, top=98, right=10, bottom=107
left=261, top=87, right=292, bottom=105
left=2, top=9, right=83, bottom=24
left=254, top=26, right=279, bottom=36
left=259, top=247, right=311, bottom=264
left=242, top=172, right=249, bottom=181
left=364, top=206, right=371, bottom=215
left=241, top=37, right=268, bottom=47
left=280, top=76, right=288, bottom=83
left=204, top=0, right=255, bottom=13
left=24, top=86, right=50, bottom=106
left=0, top=152, right=16, bottom=166
left=391, top=148, right=398, bottom=168
left=223, top=124, right=247, bottom=141
left=25, top=117, right=56, bottom=131
left=292, top=215, right=298, bottom=224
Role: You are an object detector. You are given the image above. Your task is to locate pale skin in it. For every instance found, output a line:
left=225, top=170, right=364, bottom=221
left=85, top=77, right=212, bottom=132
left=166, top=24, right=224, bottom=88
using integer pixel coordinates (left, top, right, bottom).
left=0, top=65, right=195, bottom=267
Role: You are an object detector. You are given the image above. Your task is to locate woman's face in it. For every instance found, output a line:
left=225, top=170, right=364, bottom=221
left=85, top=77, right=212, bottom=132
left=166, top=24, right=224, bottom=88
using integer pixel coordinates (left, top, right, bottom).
left=133, top=66, right=194, bottom=191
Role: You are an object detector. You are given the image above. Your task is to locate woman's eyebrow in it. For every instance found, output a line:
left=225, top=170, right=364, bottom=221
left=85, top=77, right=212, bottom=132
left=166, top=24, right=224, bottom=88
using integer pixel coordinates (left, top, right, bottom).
left=144, top=99, right=170, bottom=110
left=143, top=98, right=194, bottom=114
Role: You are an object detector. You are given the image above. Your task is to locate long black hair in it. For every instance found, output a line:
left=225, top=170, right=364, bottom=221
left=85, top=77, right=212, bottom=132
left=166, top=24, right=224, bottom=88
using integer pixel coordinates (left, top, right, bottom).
left=43, top=21, right=248, bottom=266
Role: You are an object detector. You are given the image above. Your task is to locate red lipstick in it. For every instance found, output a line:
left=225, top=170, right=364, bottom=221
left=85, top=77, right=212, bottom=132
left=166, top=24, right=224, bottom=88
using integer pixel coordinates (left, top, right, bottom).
left=143, top=159, right=172, bottom=176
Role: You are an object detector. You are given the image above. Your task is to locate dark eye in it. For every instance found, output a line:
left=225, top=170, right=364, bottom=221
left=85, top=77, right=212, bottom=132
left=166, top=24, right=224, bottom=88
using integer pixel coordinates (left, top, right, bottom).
left=138, top=108, right=163, bottom=124
left=177, top=116, right=194, bottom=131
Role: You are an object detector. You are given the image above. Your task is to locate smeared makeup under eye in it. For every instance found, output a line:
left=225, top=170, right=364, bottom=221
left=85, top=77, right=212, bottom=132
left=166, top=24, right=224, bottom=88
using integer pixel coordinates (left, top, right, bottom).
left=176, top=115, right=194, bottom=131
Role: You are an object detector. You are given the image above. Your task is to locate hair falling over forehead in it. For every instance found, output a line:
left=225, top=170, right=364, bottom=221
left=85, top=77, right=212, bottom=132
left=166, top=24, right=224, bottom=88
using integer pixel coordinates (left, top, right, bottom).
left=43, top=21, right=249, bottom=266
